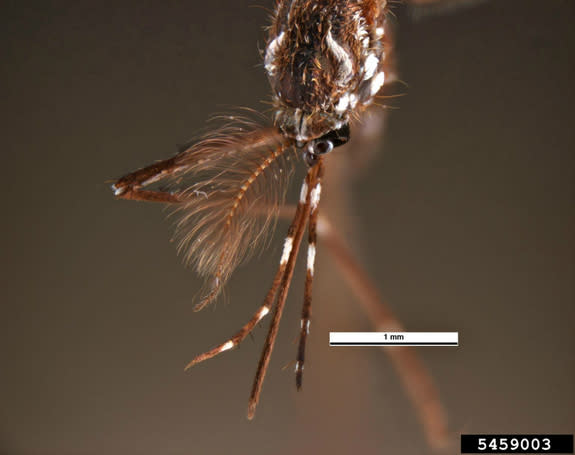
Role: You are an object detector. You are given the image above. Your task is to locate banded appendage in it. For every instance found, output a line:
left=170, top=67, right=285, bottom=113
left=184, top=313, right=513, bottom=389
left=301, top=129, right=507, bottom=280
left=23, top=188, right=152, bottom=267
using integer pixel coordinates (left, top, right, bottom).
left=182, top=158, right=325, bottom=420
left=112, top=119, right=296, bottom=310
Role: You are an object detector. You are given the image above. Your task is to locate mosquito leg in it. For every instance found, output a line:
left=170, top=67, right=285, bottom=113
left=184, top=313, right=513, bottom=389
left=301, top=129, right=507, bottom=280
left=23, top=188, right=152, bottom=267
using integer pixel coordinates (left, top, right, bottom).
left=184, top=259, right=285, bottom=369
left=280, top=206, right=451, bottom=445
left=247, top=161, right=321, bottom=419
left=318, top=216, right=449, bottom=449
left=295, top=160, right=324, bottom=390
left=265, top=204, right=449, bottom=446
left=185, top=168, right=309, bottom=372
left=111, top=155, right=188, bottom=203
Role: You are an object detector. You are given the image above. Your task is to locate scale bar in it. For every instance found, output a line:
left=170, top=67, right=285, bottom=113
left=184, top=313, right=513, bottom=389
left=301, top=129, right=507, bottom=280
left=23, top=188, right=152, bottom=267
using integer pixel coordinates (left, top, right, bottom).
left=329, top=332, right=458, bottom=347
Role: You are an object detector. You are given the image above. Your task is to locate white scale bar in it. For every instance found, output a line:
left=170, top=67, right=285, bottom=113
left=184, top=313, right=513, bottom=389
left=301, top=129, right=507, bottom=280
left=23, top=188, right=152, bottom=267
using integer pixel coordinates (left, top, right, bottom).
left=330, top=332, right=458, bottom=346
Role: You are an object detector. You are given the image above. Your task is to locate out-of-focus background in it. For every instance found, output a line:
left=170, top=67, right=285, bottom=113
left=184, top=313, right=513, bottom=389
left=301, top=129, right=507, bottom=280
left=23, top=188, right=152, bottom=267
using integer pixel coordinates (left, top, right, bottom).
left=1, top=1, right=573, bottom=454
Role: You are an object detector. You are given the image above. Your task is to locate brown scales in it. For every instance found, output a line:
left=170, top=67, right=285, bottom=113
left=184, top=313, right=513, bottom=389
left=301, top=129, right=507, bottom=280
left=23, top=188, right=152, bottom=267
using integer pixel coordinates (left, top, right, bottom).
left=111, top=0, right=454, bottom=447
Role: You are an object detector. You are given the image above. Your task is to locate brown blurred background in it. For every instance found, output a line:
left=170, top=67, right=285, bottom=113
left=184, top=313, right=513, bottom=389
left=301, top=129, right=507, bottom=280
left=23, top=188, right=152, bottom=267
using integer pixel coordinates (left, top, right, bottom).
left=1, top=1, right=573, bottom=454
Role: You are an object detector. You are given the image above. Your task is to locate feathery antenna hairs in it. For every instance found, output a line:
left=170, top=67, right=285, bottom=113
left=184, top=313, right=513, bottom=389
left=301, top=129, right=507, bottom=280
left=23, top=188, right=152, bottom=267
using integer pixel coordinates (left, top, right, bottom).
left=113, top=119, right=296, bottom=309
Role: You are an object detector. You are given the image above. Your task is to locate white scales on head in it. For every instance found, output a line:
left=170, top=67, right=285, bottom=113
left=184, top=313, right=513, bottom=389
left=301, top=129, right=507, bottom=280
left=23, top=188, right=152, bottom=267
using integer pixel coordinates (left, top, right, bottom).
left=264, top=0, right=391, bottom=144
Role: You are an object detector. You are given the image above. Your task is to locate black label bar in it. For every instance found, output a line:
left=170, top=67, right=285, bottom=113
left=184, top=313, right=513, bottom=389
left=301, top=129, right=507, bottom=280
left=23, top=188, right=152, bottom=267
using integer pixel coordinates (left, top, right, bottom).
left=461, top=435, right=573, bottom=453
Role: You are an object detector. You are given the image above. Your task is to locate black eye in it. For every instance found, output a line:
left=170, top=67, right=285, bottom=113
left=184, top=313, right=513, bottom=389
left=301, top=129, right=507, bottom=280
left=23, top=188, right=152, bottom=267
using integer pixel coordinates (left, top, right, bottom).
left=312, top=140, right=334, bottom=155
left=319, top=123, right=350, bottom=148
left=304, top=139, right=333, bottom=165
left=303, top=123, right=351, bottom=166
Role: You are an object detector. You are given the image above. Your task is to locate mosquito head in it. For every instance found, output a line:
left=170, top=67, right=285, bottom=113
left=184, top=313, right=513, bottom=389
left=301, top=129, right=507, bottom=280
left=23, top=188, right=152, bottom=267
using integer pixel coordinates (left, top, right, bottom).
left=298, top=123, right=350, bottom=167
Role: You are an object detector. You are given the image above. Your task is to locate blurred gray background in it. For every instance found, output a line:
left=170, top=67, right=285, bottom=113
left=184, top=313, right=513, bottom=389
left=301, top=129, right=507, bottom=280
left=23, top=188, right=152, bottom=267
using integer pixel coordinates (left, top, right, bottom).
left=1, top=1, right=573, bottom=454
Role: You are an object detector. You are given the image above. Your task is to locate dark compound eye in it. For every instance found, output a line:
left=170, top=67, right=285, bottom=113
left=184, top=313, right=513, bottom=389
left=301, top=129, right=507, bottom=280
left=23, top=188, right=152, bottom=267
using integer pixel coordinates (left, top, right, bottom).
left=312, top=139, right=334, bottom=155
left=303, top=123, right=350, bottom=166
left=319, top=123, right=350, bottom=148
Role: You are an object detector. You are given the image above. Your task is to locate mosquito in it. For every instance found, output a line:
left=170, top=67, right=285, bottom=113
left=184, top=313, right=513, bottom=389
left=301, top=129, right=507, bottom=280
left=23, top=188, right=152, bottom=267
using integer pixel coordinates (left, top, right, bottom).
left=112, top=0, right=450, bottom=446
